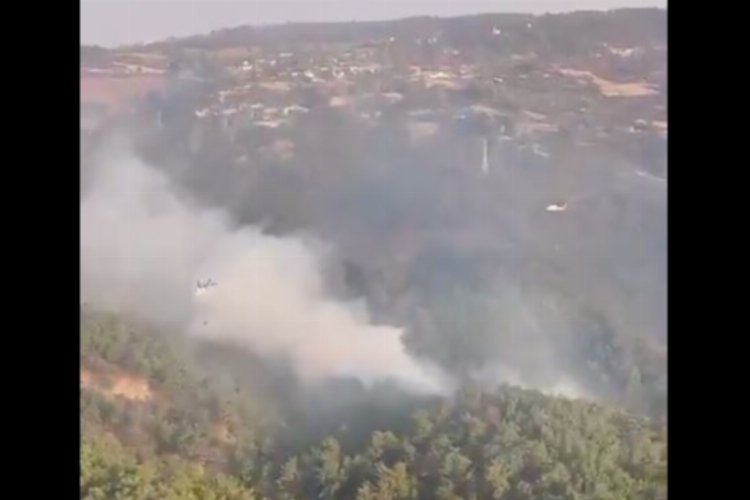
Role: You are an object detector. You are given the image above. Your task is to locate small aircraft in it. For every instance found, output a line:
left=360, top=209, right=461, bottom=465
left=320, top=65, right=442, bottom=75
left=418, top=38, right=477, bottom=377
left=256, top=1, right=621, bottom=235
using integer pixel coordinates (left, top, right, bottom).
left=195, top=278, right=218, bottom=296
left=532, top=144, right=550, bottom=159
left=545, top=202, right=568, bottom=212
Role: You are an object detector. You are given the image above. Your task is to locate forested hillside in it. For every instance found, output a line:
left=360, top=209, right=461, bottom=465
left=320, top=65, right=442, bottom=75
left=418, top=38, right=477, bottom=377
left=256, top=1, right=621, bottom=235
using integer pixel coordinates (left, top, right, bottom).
left=81, top=310, right=666, bottom=499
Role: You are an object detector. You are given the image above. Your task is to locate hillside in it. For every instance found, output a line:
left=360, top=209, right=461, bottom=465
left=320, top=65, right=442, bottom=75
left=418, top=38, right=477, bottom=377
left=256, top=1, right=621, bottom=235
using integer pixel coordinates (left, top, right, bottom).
left=81, top=8, right=667, bottom=499
left=81, top=310, right=666, bottom=499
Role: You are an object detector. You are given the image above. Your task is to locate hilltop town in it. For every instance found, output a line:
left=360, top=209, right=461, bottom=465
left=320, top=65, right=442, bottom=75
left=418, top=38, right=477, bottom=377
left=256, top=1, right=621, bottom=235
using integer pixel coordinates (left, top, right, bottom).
left=81, top=9, right=666, bottom=179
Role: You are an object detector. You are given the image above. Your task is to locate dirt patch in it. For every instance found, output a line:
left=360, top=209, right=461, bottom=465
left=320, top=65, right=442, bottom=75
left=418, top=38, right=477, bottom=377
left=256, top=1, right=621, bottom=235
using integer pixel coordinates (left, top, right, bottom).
left=211, top=422, right=237, bottom=445
left=108, top=374, right=154, bottom=402
left=81, top=367, right=155, bottom=403
left=559, top=68, right=658, bottom=97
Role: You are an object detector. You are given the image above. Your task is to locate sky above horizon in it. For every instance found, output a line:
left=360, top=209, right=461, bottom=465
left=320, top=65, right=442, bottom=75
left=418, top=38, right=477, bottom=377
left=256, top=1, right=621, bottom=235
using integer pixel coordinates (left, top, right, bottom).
left=81, top=0, right=667, bottom=48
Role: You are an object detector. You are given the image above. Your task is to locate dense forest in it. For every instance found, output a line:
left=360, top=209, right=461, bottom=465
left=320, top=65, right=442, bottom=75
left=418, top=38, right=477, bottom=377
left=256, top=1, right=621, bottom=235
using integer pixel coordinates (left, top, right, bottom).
left=81, top=310, right=666, bottom=500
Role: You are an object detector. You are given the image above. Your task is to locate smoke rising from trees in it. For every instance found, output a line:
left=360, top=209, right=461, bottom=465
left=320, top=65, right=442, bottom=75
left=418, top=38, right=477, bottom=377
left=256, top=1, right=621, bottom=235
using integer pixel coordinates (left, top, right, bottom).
left=81, top=142, right=448, bottom=394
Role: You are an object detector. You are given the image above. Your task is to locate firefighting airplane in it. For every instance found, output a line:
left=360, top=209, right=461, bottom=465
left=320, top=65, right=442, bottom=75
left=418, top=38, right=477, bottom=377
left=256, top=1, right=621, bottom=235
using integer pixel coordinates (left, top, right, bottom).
left=195, top=278, right=218, bottom=296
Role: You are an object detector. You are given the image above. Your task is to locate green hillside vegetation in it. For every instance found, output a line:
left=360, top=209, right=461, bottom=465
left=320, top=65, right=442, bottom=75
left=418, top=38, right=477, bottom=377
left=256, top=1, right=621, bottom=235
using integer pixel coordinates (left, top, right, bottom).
left=81, top=310, right=666, bottom=499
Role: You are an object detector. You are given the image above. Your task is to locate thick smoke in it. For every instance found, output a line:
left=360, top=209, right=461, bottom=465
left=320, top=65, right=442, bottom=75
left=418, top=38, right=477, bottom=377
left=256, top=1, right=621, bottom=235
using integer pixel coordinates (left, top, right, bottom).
left=80, top=144, right=448, bottom=394
left=81, top=110, right=665, bottom=407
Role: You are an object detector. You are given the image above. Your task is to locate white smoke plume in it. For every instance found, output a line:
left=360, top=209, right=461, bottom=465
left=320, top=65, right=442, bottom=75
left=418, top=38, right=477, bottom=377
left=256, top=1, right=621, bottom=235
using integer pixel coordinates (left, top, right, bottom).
left=80, top=145, right=448, bottom=394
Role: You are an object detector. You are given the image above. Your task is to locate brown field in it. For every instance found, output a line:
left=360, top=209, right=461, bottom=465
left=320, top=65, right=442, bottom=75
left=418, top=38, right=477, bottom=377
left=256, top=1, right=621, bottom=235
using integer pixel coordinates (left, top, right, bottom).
left=80, top=73, right=166, bottom=113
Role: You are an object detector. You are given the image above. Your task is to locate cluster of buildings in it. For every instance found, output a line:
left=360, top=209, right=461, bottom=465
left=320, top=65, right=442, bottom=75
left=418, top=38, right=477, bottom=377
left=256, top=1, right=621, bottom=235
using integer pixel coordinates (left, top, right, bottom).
left=81, top=23, right=666, bottom=174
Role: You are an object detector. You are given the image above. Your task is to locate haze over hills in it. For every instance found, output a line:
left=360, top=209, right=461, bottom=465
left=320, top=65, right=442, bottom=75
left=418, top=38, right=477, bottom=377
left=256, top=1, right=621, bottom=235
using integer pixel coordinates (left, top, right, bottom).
left=80, top=8, right=666, bottom=499
left=81, top=1, right=668, bottom=47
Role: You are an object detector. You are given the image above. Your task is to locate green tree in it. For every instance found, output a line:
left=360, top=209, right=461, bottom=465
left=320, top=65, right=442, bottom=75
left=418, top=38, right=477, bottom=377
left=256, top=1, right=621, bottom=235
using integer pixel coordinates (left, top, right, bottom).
left=484, top=459, right=511, bottom=499
left=315, top=437, right=346, bottom=499
left=277, top=457, right=302, bottom=500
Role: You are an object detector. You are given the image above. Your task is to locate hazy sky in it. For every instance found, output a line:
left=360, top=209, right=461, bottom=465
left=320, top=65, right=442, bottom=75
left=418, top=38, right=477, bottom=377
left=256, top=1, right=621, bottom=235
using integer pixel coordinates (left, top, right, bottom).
left=81, top=0, right=667, bottom=47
